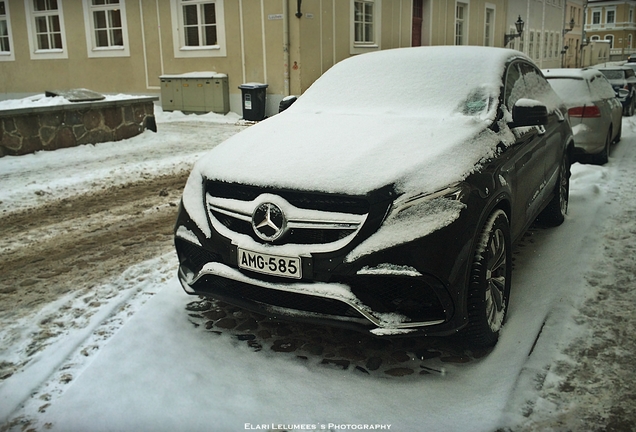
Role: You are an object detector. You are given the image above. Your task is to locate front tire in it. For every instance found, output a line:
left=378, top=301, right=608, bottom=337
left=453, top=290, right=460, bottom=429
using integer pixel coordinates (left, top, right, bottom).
left=625, top=97, right=634, bottom=117
left=463, top=210, right=512, bottom=349
left=537, top=152, right=570, bottom=227
left=592, top=129, right=611, bottom=165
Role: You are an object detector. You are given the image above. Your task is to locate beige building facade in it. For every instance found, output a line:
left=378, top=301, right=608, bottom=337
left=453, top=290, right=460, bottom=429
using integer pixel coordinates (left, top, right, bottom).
left=1, top=0, right=511, bottom=116
left=584, top=0, right=636, bottom=61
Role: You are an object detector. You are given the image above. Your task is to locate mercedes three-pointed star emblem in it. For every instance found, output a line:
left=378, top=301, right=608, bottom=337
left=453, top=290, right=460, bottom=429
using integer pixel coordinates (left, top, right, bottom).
left=252, top=202, right=286, bottom=241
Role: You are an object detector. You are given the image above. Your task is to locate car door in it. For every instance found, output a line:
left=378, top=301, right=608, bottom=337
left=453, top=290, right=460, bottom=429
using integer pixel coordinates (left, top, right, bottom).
left=518, top=62, right=566, bottom=198
left=502, top=61, right=549, bottom=237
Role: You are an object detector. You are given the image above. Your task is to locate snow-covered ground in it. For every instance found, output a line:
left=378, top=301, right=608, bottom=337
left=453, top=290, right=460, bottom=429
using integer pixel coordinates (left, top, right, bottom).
left=1, top=106, right=635, bottom=431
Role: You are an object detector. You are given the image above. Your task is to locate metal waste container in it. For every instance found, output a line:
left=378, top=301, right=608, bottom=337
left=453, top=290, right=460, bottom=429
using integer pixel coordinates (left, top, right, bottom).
left=239, top=83, right=268, bottom=121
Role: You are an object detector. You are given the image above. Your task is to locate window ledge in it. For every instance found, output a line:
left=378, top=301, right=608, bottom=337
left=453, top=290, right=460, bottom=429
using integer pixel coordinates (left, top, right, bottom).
left=179, top=45, right=221, bottom=51
left=34, top=49, right=64, bottom=54
left=93, top=46, right=125, bottom=51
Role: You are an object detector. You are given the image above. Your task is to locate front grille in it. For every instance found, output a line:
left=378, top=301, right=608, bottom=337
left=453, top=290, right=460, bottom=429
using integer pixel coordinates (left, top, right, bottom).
left=207, top=181, right=369, bottom=247
left=193, top=274, right=366, bottom=320
left=207, top=181, right=370, bottom=214
left=338, top=276, right=446, bottom=323
left=212, top=210, right=356, bottom=244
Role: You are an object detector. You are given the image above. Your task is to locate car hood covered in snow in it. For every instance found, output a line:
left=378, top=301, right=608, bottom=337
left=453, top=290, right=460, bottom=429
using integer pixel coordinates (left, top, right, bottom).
left=193, top=111, right=503, bottom=195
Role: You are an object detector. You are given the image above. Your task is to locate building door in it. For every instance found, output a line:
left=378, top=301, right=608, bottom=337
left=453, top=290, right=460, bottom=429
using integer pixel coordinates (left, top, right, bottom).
left=412, top=0, right=423, bottom=46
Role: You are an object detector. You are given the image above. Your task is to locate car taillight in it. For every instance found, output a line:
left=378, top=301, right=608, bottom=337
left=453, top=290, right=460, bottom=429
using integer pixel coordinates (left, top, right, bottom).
left=568, top=105, right=601, bottom=118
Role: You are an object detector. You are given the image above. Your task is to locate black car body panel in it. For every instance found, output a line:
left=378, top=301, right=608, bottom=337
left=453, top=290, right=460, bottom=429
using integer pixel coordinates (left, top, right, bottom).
left=174, top=47, right=574, bottom=340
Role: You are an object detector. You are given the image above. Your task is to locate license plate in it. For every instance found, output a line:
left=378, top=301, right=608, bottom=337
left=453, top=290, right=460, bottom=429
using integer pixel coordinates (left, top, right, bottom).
left=237, top=248, right=302, bottom=279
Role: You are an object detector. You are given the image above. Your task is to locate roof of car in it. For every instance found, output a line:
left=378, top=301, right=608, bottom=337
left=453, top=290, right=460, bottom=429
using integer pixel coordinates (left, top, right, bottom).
left=542, top=68, right=605, bottom=80
left=593, top=65, right=631, bottom=71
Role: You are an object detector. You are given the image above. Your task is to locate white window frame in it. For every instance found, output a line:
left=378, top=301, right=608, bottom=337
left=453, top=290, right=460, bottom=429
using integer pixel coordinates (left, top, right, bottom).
left=629, top=34, right=633, bottom=49
left=350, top=0, right=381, bottom=54
left=24, top=0, right=68, bottom=60
left=592, top=10, right=601, bottom=26
left=170, top=0, right=226, bottom=58
left=455, top=1, right=469, bottom=46
left=528, top=30, right=534, bottom=59
left=484, top=5, right=495, bottom=47
left=605, top=34, right=614, bottom=48
left=82, top=0, right=130, bottom=58
left=606, top=7, right=616, bottom=28
left=0, top=0, right=15, bottom=61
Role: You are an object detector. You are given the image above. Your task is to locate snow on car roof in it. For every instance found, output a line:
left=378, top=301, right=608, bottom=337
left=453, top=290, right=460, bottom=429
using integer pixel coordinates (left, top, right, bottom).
left=186, top=47, right=525, bottom=220
left=543, top=68, right=602, bottom=79
left=292, top=45, right=524, bottom=118
left=543, top=68, right=615, bottom=106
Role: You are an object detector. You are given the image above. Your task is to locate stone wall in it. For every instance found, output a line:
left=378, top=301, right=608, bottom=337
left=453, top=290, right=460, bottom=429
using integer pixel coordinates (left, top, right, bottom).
left=0, top=97, right=158, bottom=157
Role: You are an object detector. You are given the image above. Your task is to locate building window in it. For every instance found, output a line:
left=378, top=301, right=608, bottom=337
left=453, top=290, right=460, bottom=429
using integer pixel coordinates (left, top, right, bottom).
left=350, top=0, right=381, bottom=54
left=628, top=34, right=632, bottom=48
left=24, top=0, right=68, bottom=59
left=170, top=0, right=226, bottom=58
left=82, top=0, right=129, bottom=57
left=455, top=2, right=467, bottom=45
left=536, top=32, right=541, bottom=59
left=33, top=0, right=63, bottom=50
left=606, top=9, right=615, bottom=26
left=484, top=7, right=494, bottom=47
left=182, top=0, right=217, bottom=46
left=354, top=0, right=374, bottom=44
left=543, top=31, right=548, bottom=58
left=592, top=10, right=601, bottom=25
left=528, top=31, right=534, bottom=60
left=630, top=8, right=634, bottom=24
left=0, top=0, right=14, bottom=60
left=605, top=34, right=614, bottom=48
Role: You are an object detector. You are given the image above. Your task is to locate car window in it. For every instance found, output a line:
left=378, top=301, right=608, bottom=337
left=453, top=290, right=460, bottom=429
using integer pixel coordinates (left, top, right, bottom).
left=589, top=75, right=618, bottom=100
left=626, top=68, right=636, bottom=78
left=547, top=77, right=591, bottom=105
left=601, top=70, right=625, bottom=80
left=519, top=62, right=554, bottom=101
left=504, top=62, right=524, bottom=110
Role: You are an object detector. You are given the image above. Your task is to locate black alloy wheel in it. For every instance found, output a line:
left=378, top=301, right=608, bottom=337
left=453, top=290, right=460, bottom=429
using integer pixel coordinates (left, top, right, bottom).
left=463, top=209, right=512, bottom=349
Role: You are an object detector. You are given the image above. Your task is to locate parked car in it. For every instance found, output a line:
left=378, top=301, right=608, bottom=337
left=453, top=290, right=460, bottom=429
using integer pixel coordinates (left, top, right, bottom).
left=621, top=62, right=636, bottom=73
left=174, top=46, right=573, bottom=349
left=543, top=68, right=622, bottom=165
left=595, top=66, right=636, bottom=116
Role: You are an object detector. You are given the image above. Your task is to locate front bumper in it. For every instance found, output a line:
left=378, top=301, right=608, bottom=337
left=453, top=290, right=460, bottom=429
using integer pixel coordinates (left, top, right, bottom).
left=174, top=195, right=477, bottom=337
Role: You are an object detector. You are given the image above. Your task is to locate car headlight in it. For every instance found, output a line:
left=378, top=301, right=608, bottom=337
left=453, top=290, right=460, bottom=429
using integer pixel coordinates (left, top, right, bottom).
left=387, top=183, right=469, bottom=219
left=346, top=183, right=469, bottom=262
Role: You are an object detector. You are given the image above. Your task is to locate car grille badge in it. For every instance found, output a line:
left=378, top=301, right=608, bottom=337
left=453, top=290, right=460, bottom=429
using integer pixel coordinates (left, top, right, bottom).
left=252, top=202, right=286, bottom=241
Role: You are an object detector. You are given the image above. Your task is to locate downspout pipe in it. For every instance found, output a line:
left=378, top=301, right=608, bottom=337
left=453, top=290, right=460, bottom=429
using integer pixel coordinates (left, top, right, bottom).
left=284, top=0, right=291, bottom=96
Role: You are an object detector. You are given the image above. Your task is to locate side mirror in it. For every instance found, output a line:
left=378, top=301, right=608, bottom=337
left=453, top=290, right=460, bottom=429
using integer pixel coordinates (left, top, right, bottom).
left=278, top=95, right=298, bottom=113
left=511, top=99, right=549, bottom=127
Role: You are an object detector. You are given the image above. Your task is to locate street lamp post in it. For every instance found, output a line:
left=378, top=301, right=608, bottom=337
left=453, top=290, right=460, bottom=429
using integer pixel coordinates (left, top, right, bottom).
left=504, top=16, right=525, bottom=47
left=561, top=18, right=576, bottom=67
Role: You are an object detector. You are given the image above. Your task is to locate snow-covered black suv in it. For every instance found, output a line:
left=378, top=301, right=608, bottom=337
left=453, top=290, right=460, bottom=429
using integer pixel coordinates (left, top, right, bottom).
left=174, top=46, right=573, bottom=348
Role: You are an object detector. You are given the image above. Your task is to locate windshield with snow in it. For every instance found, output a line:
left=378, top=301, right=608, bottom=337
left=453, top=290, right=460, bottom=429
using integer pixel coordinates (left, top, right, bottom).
left=290, top=46, right=506, bottom=121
